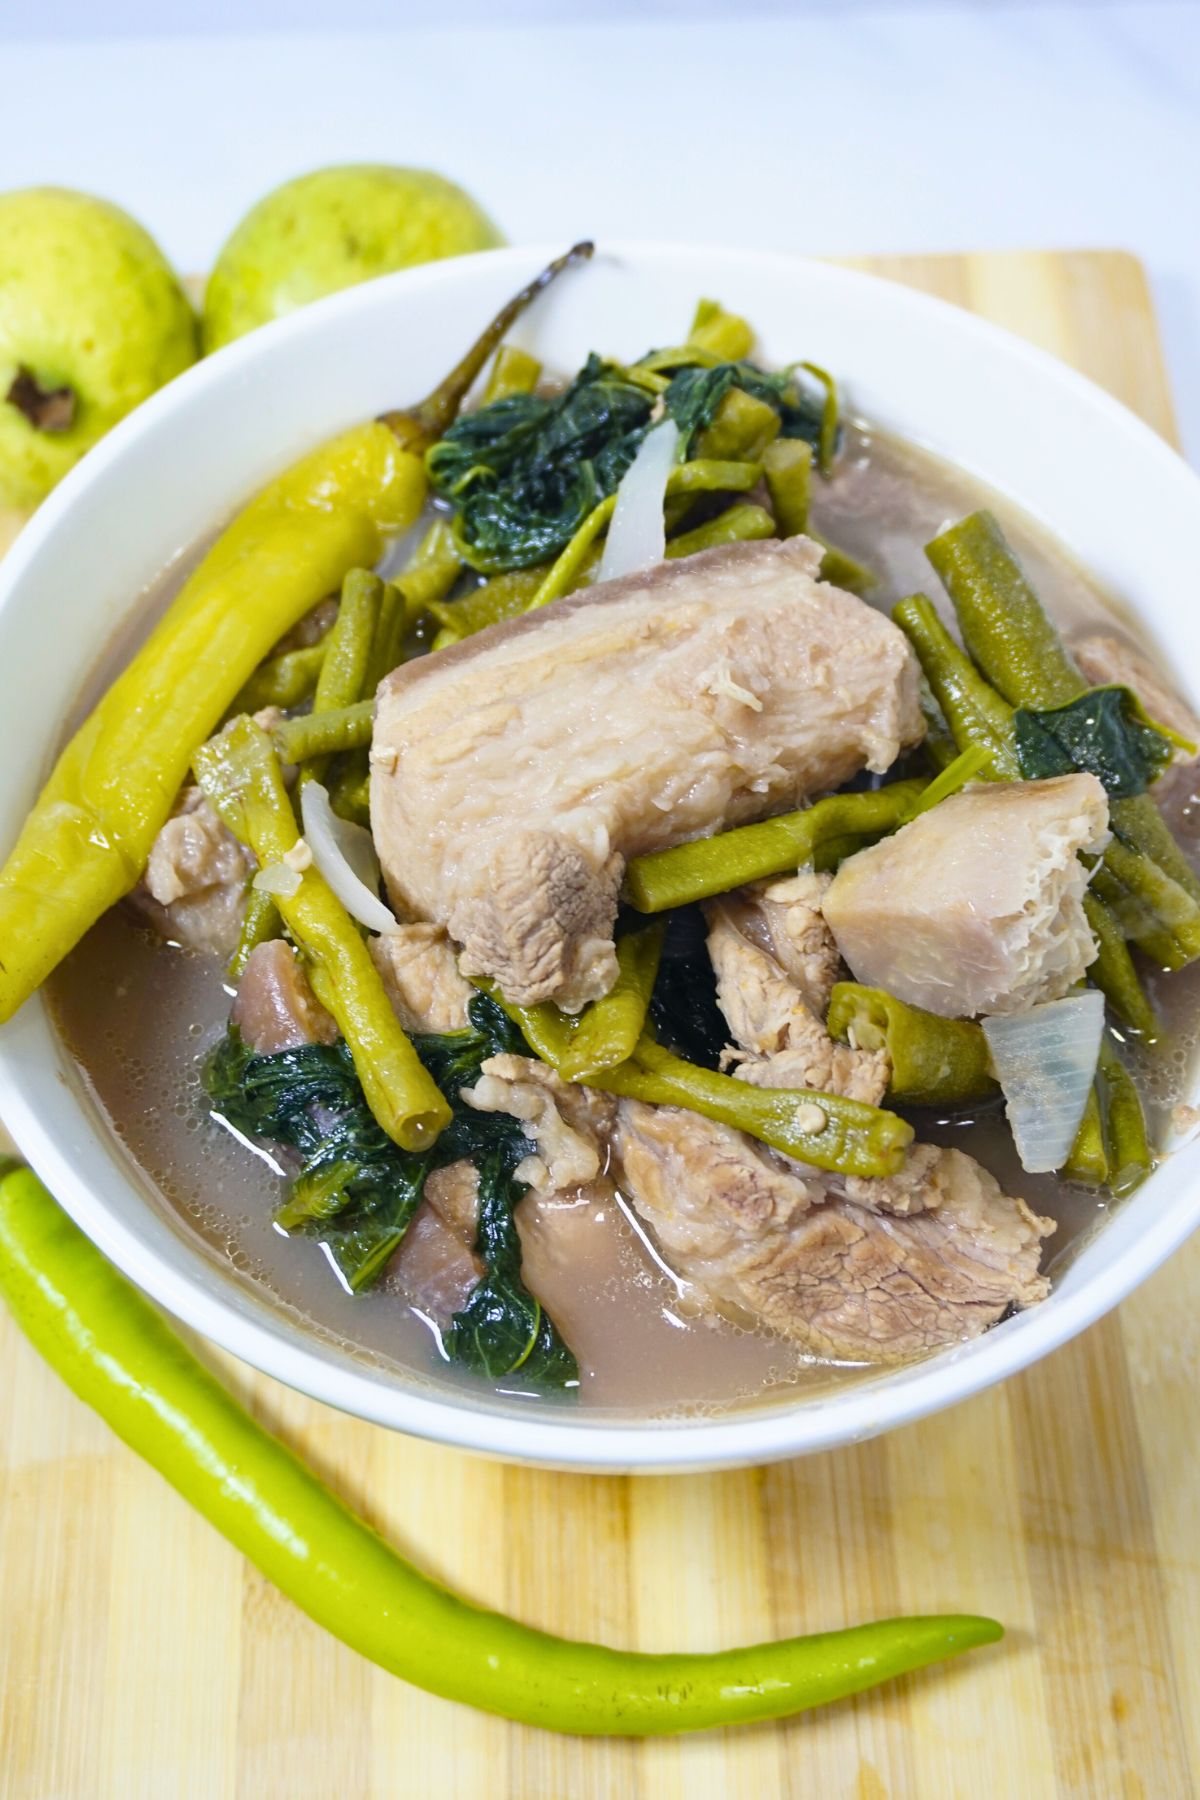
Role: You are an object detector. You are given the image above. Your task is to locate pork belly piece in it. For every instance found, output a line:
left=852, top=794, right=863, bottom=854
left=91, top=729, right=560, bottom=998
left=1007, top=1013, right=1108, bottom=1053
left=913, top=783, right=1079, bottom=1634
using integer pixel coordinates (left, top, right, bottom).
left=369, top=923, right=473, bottom=1033
left=822, top=774, right=1109, bottom=1019
left=371, top=538, right=923, bottom=1011
left=706, top=885, right=888, bottom=1104
left=614, top=1102, right=1052, bottom=1362
left=231, top=938, right=337, bottom=1054
left=1071, top=631, right=1200, bottom=818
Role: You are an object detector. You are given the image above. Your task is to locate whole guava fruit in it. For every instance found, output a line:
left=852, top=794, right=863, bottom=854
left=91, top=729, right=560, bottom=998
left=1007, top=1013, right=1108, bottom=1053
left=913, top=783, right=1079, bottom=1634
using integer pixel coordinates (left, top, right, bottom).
left=202, top=164, right=503, bottom=352
left=0, top=187, right=199, bottom=509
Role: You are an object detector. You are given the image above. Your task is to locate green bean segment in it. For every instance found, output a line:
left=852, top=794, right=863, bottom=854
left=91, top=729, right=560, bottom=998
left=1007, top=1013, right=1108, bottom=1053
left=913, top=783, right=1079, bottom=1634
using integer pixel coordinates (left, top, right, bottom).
left=894, top=594, right=1021, bottom=777
left=274, top=699, right=374, bottom=765
left=1098, top=1036, right=1153, bottom=1197
left=1063, top=1086, right=1109, bottom=1186
left=624, top=780, right=928, bottom=913
left=227, top=883, right=281, bottom=982
left=826, top=983, right=997, bottom=1108
left=233, top=642, right=327, bottom=713
left=559, top=926, right=665, bottom=1081
left=1082, top=891, right=1158, bottom=1037
left=665, top=503, right=774, bottom=560
left=194, top=716, right=449, bottom=1152
left=687, top=296, right=755, bottom=362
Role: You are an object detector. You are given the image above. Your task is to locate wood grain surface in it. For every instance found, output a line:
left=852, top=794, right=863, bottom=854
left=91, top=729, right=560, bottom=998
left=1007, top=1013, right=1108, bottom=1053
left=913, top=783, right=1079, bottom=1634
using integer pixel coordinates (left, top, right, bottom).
left=2, top=250, right=1197, bottom=1800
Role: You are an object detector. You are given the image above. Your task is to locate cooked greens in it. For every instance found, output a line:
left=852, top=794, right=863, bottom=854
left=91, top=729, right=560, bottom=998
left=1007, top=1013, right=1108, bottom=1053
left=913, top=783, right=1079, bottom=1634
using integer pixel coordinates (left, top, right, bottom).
left=204, top=993, right=578, bottom=1387
left=427, top=351, right=832, bottom=574
left=1013, top=685, right=1181, bottom=798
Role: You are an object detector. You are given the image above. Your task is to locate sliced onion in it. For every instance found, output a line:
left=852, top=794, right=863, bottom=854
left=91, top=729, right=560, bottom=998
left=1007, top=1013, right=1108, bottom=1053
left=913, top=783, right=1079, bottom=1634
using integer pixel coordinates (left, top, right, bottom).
left=299, top=780, right=400, bottom=937
left=983, top=991, right=1106, bottom=1173
left=597, top=417, right=679, bottom=584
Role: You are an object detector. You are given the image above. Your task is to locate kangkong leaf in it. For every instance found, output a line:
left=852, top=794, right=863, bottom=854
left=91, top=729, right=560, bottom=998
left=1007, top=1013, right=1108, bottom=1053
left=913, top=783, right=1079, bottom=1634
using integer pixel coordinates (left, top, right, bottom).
left=1013, top=685, right=1182, bottom=798
left=203, top=994, right=578, bottom=1386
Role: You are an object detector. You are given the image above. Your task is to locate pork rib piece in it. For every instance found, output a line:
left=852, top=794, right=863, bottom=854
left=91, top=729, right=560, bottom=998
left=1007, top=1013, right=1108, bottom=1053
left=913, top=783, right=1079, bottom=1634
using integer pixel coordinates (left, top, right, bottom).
left=822, top=774, right=1109, bottom=1019
left=705, top=879, right=888, bottom=1104
left=371, top=538, right=923, bottom=1010
left=614, top=1101, right=1052, bottom=1361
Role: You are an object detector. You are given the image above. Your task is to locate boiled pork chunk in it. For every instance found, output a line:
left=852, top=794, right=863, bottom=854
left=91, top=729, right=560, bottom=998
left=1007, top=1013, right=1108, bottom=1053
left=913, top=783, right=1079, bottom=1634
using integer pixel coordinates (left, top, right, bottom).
left=822, top=774, right=1109, bottom=1018
left=371, top=538, right=923, bottom=1010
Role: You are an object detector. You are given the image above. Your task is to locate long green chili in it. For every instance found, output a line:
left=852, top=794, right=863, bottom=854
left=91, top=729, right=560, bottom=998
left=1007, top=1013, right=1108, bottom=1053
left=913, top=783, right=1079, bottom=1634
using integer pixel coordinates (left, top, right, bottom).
left=624, top=780, right=928, bottom=914
left=0, top=1169, right=999, bottom=1735
left=194, top=716, right=449, bottom=1152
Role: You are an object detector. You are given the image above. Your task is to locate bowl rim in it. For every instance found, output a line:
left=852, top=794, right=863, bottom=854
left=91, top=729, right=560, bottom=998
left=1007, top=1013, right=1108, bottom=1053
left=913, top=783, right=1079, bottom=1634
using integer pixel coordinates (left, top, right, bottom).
left=2, top=238, right=1199, bottom=1472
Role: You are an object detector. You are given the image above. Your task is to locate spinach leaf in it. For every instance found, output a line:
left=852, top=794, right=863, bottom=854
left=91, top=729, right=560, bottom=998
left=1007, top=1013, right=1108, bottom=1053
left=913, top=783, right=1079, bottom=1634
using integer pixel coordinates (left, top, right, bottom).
left=1013, top=685, right=1179, bottom=798
left=427, top=350, right=831, bottom=575
left=203, top=993, right=578, bottom=1387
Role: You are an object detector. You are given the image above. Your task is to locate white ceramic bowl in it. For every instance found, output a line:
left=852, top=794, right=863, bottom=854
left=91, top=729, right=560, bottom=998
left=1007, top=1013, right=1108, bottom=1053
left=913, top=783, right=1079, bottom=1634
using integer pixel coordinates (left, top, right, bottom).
left=2, top=243, right=1199, bottom=1472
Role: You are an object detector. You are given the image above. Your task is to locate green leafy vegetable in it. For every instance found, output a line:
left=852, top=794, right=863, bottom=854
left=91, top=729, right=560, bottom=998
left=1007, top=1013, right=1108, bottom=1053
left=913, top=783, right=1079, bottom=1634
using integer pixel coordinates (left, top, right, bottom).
left=646, top=910, right=730, bottom=1071
left=203, top=994, right=578, bottom=1387
left=427, top=343, right=832, bottom=575
left=1013, top=685, right=1180, bottom=798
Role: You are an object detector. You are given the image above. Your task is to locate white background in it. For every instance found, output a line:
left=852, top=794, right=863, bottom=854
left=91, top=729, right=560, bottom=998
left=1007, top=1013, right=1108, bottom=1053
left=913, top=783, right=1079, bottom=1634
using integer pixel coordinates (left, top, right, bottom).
left=2, top=1, right=1198, bottom=458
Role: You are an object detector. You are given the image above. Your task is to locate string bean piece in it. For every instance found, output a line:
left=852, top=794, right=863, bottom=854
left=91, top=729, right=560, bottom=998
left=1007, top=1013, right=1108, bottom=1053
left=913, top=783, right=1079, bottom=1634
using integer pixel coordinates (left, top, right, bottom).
left=1082, top=891, right=1158, bottom=1038
left=814, top=534, right=876, bottom=595
left=429, top=565, right=554, bottom=644
left=763, top=438, right=813, bottom=538
left=826, top=982, right=998, bottom=1108
left=233, top=642, right=327, bottom=714
left=194, top=716, right=450, bottom=1152
left=624, top=780, right=928, bottom=913
left=619, top=1039, right=914, bottom=1179
left=1098, top=1034, right=1153, bottom=1196
left=391, top=518, right=463, bottom=631
left=1063, top=1086, right=1109, bottom=1186
left=665, top=504, right=775, bottom=560
left=558, top=925, right=665, bottom=1081
left=274, top=700, right=374, bottom=766
left=300, top=568, right=382, bottom=787
left=795, top=361, right=838, bottom=475
left=227, top=884, right=281, bottom=983
left=893, top=594, right=1021, bottom=777
left=484, top=343, right=542, bottom=403
left=900, top=743, right=993, bottom=819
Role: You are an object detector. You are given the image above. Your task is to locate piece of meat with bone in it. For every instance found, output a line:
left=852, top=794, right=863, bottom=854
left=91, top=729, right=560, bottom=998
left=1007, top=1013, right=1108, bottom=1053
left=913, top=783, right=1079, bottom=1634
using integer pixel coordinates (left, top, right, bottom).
left=822, top=774, right=1109, bottom=1019
left=705, top=885, right=888, bottom=1104
left=613, top=1102, right=1052, bottom=1361
left=1070, top=631, right=1200, bottom=820
left=369, top=924, right=473, bottom=1033
left=370, top=537, right=923, bottom=1011
left=231, top=938, right=337, bottom=1053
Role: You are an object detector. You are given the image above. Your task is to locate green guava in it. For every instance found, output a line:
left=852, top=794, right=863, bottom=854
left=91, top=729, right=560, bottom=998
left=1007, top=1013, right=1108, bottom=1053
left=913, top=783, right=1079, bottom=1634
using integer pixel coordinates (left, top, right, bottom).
left=202, top=165, right=503, bottom=352
left=0, top=187, right=199, bottom=509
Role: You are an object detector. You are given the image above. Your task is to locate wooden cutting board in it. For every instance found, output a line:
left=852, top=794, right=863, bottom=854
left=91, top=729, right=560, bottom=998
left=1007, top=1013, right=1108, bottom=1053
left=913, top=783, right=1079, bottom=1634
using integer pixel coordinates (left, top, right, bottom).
left=2, top=250, right=1197, bottom=1800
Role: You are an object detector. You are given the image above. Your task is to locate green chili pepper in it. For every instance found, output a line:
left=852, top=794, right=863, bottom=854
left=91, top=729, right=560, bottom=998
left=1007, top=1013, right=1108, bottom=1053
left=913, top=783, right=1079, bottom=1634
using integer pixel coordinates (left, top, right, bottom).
left=0, top=421, right=424, bottom=1025
left=558, top=925, right=665, bottom=1081
left=826, top=983, right=998, bottom=1108
left=194, top=717, right=450, bottom=1152
left=0, top=1169, right=999, bottom=1735
left=624, top=780, right=928, bottom=914
left=274, top=700, right=374, bottom=766
left=762, top=437, right=813, bottom=538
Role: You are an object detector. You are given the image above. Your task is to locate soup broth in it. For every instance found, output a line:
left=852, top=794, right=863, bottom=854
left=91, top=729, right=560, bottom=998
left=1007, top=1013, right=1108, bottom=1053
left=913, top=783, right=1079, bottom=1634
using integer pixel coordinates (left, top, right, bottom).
left=47, top=423, right=1200, bottom=1417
